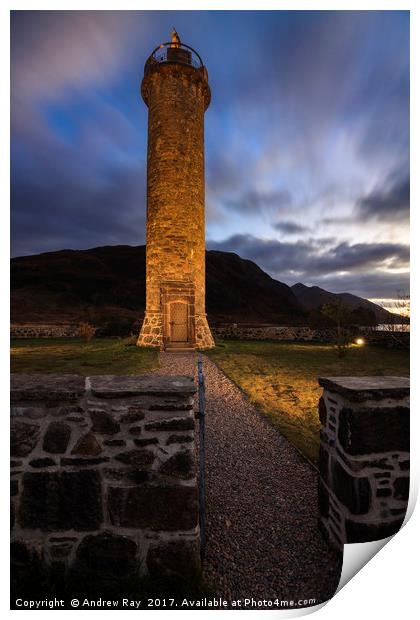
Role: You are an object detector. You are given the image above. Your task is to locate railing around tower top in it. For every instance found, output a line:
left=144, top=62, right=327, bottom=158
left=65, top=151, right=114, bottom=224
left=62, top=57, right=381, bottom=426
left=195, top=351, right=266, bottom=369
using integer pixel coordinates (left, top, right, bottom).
left=144, top=42, right=207, bottom=76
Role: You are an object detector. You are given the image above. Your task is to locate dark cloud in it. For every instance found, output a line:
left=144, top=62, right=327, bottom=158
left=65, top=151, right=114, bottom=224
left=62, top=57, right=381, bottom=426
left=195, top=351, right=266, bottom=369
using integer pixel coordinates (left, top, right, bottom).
left=224, top=189, right=291, bottom=214
left=273, top=221, right=309, bottom=235
left=357, top=173, right=410, bottom=221
left=314, top=241, right=409, bottom=274
left=11, top=163, right=147, bottom=256
left=310, top=272, right=410, bottom=299
left=208, top=234, right=409, bottom=286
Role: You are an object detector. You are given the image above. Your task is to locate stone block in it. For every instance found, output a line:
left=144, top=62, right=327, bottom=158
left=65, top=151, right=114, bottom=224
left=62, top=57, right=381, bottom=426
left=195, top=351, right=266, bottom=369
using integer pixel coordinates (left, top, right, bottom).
left=76, top=531, right=137, bottom=574
left=147, top=539, right=200, bottom=579
left=66, top=415, right=85, bottom=423
left=114, top=449, right=155, bottom=467
left=72, top=432, right=102, bottom=456
left=104, top=468, right=150, bottom=484
left=11, top=374, right=85, bottom=402
left=90, top=375, right=195, bottom=398
left=134, top=438, right=159, bottom=447
left=128, top=426, right=143, bottom=435
left=364, top=458, right=394, bottom=470
left=29, top=457, right=56, bottom=468
left=145, top=417, right=194, bottom=432
left=148, top=398, right=193, bottom=411
left=19, top=470, right=102, bottom=531
left=393, top=477, right=409, bottom=501
left=11, top=406, right=46, bottom=419
left=319, top=376, right=410, bottom=402
left=338, top=407, right=409, bottom=455
left=104, top=439, right=126, bottom=447
left=58, top=405, right=84, bottom=416
left=49, top=536, right=78, bottom=543
left=331, top=457, right=371, bottom=515
left=120, top=411, right=145, bottom=424
left=61, top=457, right=109, bottom=466
left=11, top=540, right=46, bottom=596
left=166, top=434, right=194, bottom=445
left=11, top=421, right=40, bottom=457
left=89, top=411, right=120, bottom=435
left=159, top=449, right=195, bottom=479
left=108, top=484, right=198, bottom=530
left=43, top=422, right=72, bottom=454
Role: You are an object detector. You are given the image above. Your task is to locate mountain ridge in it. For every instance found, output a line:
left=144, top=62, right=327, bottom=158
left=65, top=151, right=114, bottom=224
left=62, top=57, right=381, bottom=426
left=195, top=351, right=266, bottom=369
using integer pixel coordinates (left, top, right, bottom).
left=291, top=282, right=398, bottom=324
left=11, top=244, right=396, bottom=327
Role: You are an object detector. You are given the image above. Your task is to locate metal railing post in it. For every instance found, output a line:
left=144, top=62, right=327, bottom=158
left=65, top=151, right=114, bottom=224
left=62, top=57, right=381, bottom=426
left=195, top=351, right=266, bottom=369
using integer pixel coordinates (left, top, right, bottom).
left=197, top=355, right=206, bottom=560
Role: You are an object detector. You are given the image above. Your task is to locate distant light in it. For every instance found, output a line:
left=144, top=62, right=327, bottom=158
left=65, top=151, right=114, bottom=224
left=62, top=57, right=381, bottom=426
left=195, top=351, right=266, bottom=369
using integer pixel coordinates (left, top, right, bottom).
left=355, top=338, right=365, bottom=346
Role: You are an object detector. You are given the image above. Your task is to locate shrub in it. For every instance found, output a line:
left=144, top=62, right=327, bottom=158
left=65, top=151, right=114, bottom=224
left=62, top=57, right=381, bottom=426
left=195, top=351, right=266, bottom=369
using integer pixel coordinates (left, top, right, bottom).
left=78, top=322, right=96, bottom=342
left=321, top=300, right=352, bottom=358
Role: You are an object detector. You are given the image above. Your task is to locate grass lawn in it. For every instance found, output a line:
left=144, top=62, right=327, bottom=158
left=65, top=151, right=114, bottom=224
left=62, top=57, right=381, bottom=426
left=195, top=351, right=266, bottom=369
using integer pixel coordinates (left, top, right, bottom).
left=206, top=339, right=410, bottom=465
left=11, top=337, right=410, bottom=465
left=10, top=338, right=159, bottom=375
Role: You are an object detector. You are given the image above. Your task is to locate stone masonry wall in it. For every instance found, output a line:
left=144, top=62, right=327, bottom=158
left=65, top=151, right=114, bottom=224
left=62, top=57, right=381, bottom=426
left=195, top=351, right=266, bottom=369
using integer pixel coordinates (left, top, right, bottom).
left=11, top=323, right=409, bottom=349
left=359, top=329, right=410, bottom=348
left=212, top=324, right=409, bottom=347
left=10, top=374, right=200, bottom=592
left=212, top=325, right=338, bottom=342
left=11, top=324, right=81, bottom=339
left=318, top=376, right=410, bottom=548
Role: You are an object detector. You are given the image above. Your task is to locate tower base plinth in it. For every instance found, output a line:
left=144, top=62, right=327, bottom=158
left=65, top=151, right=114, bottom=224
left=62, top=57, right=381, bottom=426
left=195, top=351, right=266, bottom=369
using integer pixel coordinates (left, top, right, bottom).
left=195, top=314, right=215, bottom=349
left=137, top=312, right=214, bottom=350
left=137, top=311, right=164, bottom=348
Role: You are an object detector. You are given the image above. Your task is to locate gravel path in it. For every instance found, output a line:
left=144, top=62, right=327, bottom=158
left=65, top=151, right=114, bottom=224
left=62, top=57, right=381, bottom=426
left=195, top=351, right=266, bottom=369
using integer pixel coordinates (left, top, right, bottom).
left=156, top=352, right=342, bottom=606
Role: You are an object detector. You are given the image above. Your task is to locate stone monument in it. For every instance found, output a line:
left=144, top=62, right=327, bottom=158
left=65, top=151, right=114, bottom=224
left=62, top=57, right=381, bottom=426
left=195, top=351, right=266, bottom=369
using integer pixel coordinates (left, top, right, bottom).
left=137, top=32, right=214, bottom=350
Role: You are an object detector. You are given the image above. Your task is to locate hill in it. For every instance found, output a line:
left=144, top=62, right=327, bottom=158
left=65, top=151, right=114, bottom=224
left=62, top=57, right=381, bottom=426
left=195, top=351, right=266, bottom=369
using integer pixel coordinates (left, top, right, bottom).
left=11, top=245, right=304, bottom=328
left=11, top=245, right=398, bottom=330
left=291, top=282, right=397, bottom=324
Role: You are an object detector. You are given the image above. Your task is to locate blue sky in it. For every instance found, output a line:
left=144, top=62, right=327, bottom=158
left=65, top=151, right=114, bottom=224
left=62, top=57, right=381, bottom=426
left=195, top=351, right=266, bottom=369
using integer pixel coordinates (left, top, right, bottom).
left=11, top=10, right=409, bottom=297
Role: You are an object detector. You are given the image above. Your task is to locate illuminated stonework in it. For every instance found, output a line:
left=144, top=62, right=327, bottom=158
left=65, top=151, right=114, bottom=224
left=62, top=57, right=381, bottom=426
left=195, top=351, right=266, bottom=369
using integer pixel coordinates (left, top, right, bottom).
left=137, top=40, right=214, bottom=350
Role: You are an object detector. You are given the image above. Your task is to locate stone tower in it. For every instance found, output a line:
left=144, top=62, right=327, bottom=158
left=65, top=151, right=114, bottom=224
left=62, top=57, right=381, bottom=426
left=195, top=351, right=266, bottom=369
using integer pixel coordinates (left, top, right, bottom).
left=137, top=34, right=214, bottom=350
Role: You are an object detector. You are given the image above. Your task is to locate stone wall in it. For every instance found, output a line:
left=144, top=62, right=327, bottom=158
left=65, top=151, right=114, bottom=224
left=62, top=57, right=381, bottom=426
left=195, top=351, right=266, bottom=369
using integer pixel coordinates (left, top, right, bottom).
left=11, top=324, right=81, bottom=339
left=10, top=374, right=200, bottom=593
left=212, top=324, right=338, bottom=342
left=11, top=323, right=409, bottom=348
left=359, top=328, right=410, bottom=348
left=212, top=324, right=409, bottom=347
left=318, top=376, right=410, bottom=548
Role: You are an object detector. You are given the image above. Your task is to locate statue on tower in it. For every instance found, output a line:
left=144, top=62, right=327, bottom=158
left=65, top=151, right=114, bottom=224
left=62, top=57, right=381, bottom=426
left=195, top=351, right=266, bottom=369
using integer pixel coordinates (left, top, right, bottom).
left=171, top=28, right=181, bottom=48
